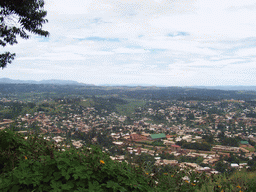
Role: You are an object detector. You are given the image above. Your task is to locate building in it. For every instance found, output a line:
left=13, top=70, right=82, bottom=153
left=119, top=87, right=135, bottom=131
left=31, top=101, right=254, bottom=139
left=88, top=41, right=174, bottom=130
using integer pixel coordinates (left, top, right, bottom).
left=171, top=144, right=181, bottom=152
left=129, top=134, right=148, bottom=141
left=155, top=159, right=178, bottom=166
left=240, top=141, right=249, bottom=145
left=149, top=133, right=166, bottom=140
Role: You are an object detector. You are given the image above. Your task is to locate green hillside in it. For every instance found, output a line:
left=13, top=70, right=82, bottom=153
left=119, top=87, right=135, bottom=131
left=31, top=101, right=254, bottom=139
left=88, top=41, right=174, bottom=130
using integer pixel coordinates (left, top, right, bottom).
left=1, top=129, right=256, bottom=192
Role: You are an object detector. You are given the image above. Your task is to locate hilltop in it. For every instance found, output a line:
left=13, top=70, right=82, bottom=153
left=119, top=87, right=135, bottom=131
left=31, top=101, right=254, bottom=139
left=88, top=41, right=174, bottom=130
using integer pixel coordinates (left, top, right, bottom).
left=0, top=78, right=93, bottom=86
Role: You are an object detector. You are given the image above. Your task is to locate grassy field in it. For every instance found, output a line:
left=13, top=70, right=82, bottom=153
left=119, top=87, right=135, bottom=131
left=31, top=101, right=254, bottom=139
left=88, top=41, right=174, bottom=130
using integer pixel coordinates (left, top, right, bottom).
left=116, top=99, right=147, bottom=116
left=135, top=140, right=153, bottom=144
left=78, top=99, right=95, bottom=107
left=244, top=146, right=255, bottom=152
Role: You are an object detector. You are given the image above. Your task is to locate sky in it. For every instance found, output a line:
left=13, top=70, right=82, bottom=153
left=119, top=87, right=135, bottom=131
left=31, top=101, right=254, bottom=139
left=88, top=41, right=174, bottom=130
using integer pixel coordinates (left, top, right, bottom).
left=1, top=0, right=256, bottom=86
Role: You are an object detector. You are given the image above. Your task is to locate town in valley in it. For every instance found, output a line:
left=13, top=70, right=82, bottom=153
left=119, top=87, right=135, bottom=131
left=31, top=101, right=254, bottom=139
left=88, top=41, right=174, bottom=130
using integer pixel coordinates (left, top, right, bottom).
left=1, top=82, right=256, bottom=175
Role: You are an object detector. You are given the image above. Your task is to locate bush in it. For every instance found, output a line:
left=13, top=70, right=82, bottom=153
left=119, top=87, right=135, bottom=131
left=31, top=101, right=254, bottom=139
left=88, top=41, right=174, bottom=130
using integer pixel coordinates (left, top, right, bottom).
left=198, top=170, right=256, bottom=192
left=1, top=129, right=256, bottom=192
left=0, top=130, right=153, bottom=191
left=1, top=147, right=153, bottom=191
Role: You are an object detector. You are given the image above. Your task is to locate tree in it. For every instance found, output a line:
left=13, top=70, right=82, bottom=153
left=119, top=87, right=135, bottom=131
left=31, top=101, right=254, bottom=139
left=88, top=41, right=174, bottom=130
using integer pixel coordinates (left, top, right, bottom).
left=214, top=161, right=228, bottom=173
left=0, top=0, right=49, bottom=68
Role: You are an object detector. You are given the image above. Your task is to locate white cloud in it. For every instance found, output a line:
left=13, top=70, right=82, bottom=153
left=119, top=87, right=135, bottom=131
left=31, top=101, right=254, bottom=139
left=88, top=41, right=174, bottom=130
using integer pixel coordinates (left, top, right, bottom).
left=235, top=47, right=256, bottom=57
left=113, top=47, right=149, bottom=54
left=2, top=0, right=256, bottom=86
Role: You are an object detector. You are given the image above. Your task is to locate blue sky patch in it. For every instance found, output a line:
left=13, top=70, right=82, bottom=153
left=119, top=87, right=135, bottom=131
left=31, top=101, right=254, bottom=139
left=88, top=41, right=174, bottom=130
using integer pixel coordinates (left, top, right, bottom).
left=168, top=32, right=189, bottom=37
left=150, top=49, right=166, bottom=53
left=35, top=36, right=49, bottom=42
left=85, top=37, right=120, bottom=42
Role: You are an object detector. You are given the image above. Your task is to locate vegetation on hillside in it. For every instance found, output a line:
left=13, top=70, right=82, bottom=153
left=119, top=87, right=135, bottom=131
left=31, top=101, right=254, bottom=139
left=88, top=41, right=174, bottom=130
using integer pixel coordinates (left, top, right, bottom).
left=1, top=129, right=256, bottom=191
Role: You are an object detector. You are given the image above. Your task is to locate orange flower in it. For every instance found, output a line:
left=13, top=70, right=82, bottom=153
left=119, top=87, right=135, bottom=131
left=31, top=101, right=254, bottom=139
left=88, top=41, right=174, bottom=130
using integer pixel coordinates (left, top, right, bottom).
left=24, top=156, right=27, bottom=160
left=100, top=160, right=105, bottom=164
left=191, top=183, right=196, bottom=186
left=185, top=180, right=189, bottom=183
left=171, top=175, right=174, bottom=177
left=237, top=185, right=241, bottom=189
left=163, top=173, right=168, bottom=175
left=146, top=173, right=149, bottom=175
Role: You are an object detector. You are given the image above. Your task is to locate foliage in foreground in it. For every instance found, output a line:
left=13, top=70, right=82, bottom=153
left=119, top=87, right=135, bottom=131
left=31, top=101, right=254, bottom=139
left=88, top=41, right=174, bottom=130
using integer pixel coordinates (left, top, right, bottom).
left=198, top=171, right=256, bottom=192
left=0, top=130, right=152, bottom=191
left=0, top=129, right=256, bottom=191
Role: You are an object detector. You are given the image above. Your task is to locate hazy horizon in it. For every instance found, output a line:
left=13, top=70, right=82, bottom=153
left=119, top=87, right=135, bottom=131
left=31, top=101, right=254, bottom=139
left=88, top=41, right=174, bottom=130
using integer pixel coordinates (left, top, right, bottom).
left=2, top=78, right=256, bottom=91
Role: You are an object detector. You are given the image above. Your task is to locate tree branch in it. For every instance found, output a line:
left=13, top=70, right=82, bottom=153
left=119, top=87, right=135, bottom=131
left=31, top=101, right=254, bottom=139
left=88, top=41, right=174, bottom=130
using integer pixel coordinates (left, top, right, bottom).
left=0, top=52, right=16, bottom=69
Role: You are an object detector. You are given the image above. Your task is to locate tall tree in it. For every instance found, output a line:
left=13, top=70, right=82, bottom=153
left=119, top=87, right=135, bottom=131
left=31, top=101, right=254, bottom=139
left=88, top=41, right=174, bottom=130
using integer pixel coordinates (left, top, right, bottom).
left=0, top=0, right=49, bottom=68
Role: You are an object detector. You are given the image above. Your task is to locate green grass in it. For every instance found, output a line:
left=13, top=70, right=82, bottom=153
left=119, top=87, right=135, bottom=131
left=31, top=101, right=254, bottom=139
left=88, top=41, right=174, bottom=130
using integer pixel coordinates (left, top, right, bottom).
left=135, top=140, right=153, bottom=144
left=116, top=99, right=147, bottom=116
left=79, top=99, right=95, bottom=107
left=243, top=147, right=255, bottom=152
left=197, top=170, right=256, bottom=192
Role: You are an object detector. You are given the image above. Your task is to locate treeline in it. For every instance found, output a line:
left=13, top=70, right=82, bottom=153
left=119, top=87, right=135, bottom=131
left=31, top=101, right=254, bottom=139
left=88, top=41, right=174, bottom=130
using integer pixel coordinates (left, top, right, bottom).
left=72, top=128, right=114, bottom=149
left=217, top=132, right=241, bottom=147
left=53, top=97, right=82, bottom=104
left=1, top=84, right=256, bottom=102
left=92, top=96, right=128, bottom=115
left=176, top=140, right=212, bottom=151
left=0, top=101, right=30, bottom=119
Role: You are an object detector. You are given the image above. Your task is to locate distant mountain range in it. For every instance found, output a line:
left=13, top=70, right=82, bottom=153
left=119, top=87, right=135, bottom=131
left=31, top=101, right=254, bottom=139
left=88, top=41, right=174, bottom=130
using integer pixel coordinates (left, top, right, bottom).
left=191, top=86, right=256, bottom=91
left=99, top=84, right=256, bottom=91
left=99, top=84, right=165, bottom=87
left=1, top=78, right=256, bottom=91
left=0, top=78, right=92, bottom=86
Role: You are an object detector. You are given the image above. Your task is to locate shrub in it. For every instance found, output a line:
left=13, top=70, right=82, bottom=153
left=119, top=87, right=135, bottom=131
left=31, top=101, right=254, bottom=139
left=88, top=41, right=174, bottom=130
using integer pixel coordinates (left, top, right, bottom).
left=0, top=130, right=153, bottom=191
left=1, top=129, right=256, bottom=192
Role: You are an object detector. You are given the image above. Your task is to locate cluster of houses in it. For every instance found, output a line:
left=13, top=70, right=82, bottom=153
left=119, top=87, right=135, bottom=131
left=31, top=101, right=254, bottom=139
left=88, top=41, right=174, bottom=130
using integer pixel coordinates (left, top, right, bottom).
left=1, top=98, right=256, bottom=175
